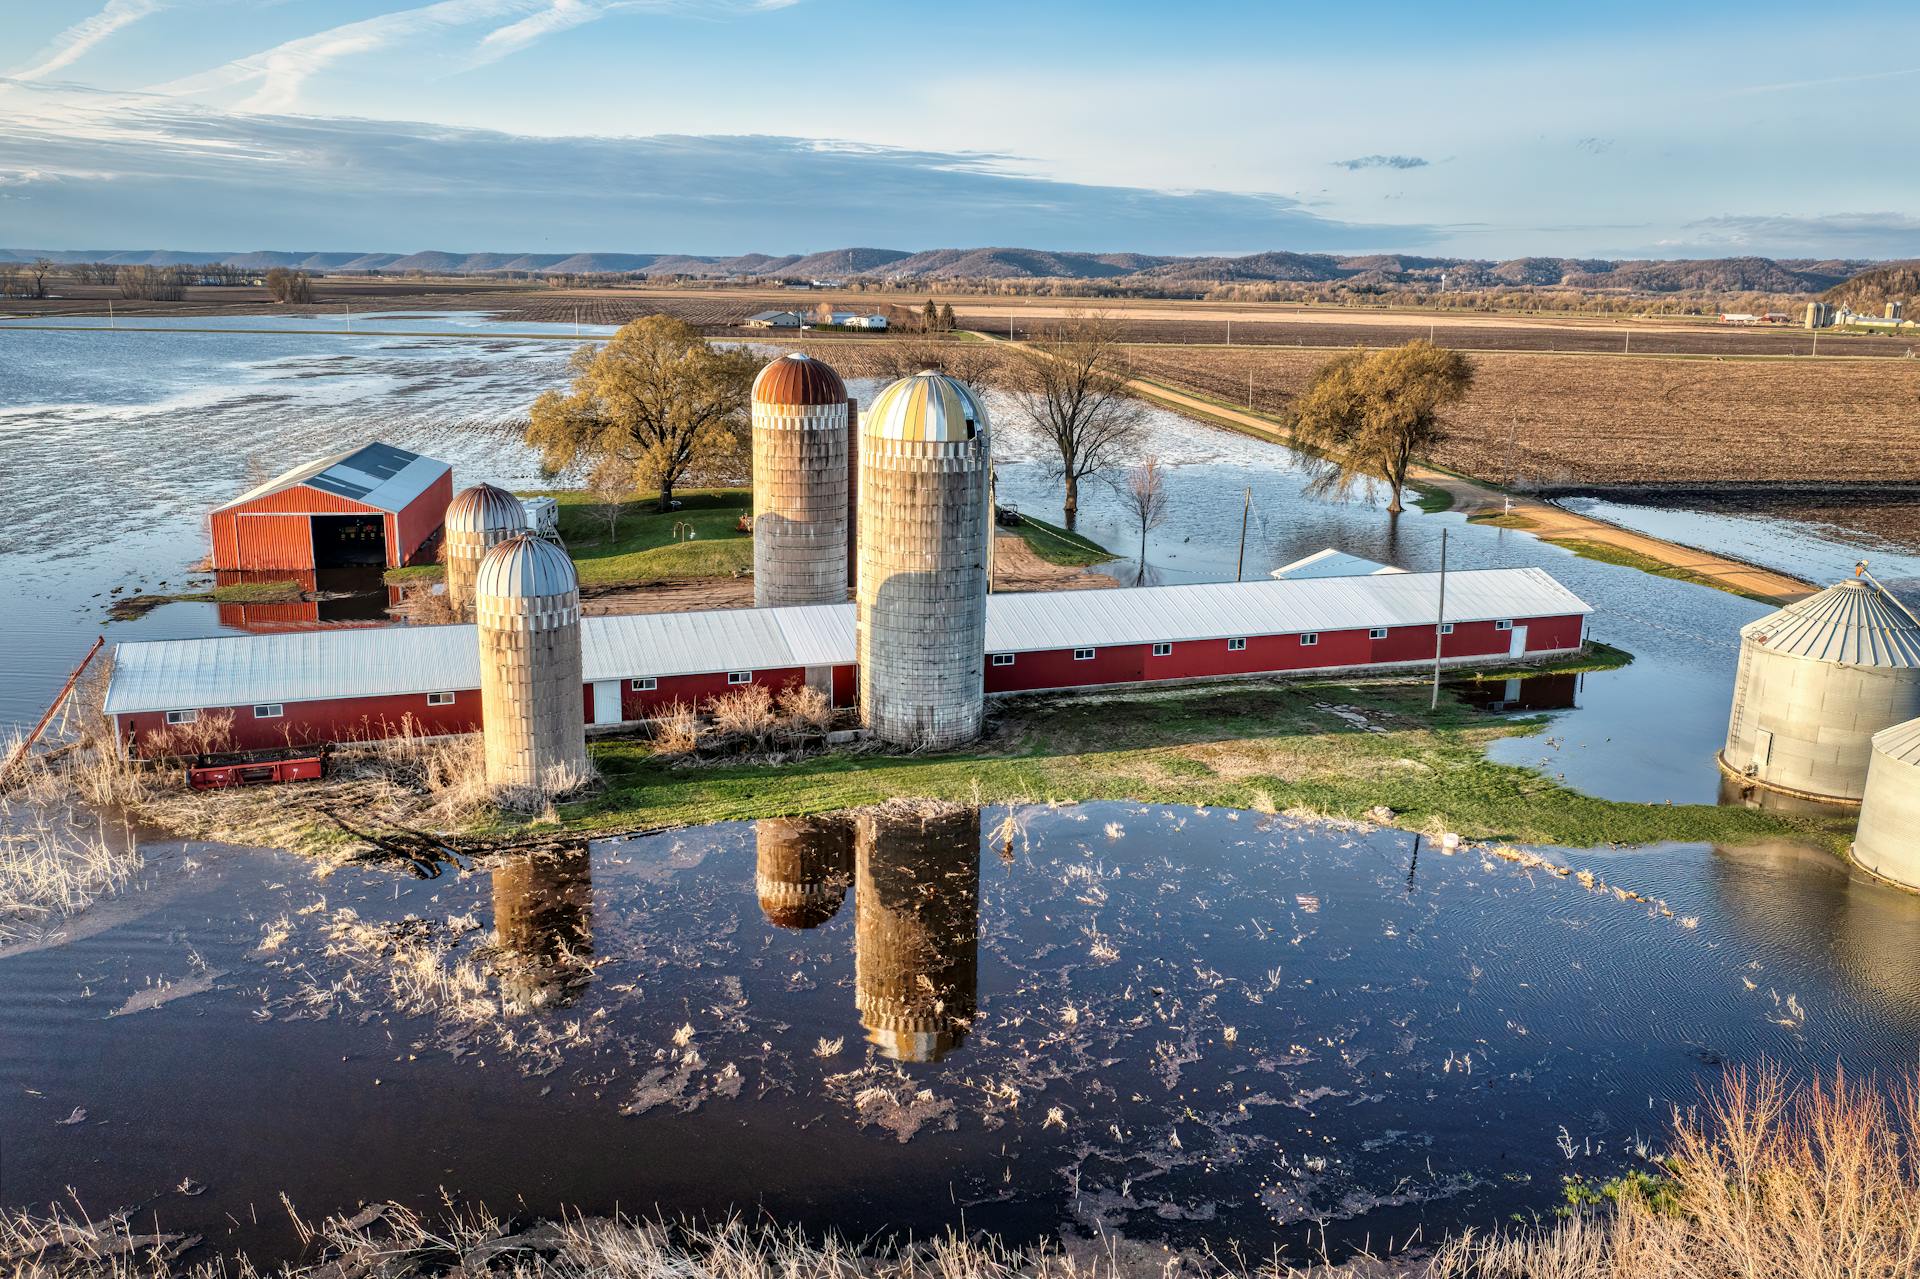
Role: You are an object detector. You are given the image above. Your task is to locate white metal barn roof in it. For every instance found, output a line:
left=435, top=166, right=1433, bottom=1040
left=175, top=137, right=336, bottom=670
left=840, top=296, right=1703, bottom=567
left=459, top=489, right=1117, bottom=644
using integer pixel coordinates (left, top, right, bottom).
left=1269, top=549, right=1407, bottom=581
left=984, top=567, right=1589, bottom=654
left=213, top=443, right=451, bottom=515
left=104, top=568, right=1590, bottom=716
left=1741, top=578, right=1920, bottom=668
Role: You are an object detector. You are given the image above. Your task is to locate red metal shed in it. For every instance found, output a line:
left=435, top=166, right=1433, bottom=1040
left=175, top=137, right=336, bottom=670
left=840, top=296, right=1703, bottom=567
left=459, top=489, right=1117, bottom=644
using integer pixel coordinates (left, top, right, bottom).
left=208, top=443, right=453, bottom=572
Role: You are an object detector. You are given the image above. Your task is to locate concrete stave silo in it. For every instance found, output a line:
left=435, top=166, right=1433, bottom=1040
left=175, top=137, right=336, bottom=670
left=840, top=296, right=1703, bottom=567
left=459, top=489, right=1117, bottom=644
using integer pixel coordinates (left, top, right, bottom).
left=492, top=845, right=595, bottom=1005
left=1721, top=578, right=1920, bottom=803
left=853, top=804, right=980, bottom=1063
left=755, top=814, right=854, bottom=929
left=752, top=353, right=851, bottom=608
left=856, top=371, right=991, bottom=749
left=1853, top=718, right=1920, bottom=891
left=445, top=483, right=529, bottom=619
left=476, top=533, right=589, bottom=793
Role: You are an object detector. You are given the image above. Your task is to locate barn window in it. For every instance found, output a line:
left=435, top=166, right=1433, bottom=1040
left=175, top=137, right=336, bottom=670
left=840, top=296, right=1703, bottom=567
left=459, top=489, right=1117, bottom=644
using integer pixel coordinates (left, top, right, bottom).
left=728, top=671, right=752, bottom=685
left=1227, top=637, right=1247, bottom=651
left=631, top=677, right=658, bottom=691
left=165, top=709, right=198, bottom=725
left=427, top=691, right=456, bottom=706
left=1151, top=642, right=1172, bottom=657
left=1495, top=619, right=1514, bottom=631
left=991, top=654, right=1015, bottom=667
left=253, top=704, right=284, bottom=719
left=1073, top=648, right=1096, bottom=661
left=1439, top=623, right=1455, bottom=635
left=1298, top=633, right=1319, bottom=647
left=1369, top=627, right=1388, bottom=640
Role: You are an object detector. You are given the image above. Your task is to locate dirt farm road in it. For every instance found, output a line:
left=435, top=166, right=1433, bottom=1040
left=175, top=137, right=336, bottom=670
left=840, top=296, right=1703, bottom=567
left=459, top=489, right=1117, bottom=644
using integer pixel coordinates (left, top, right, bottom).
left=1114, top=368, right=1814, bottom=605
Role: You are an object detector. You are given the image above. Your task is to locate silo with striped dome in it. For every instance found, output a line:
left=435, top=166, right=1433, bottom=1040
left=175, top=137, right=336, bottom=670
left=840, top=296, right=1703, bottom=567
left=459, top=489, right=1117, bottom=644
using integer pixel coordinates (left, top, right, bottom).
left=856, top=371, right=991, bottom=749
left=1721, top=576, right=1920, bottom=803
left=853, top=804, right=980, bottom=1063
left=476, top=533, right=588, bottom=792
left=445, top=483, right=528, bottom=619
left=751, top=353, right=851, bottom=607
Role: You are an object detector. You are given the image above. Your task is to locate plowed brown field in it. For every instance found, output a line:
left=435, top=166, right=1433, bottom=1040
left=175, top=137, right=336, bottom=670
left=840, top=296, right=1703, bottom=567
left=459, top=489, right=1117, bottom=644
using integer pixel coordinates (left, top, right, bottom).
left=1125, top=346, right=1920, bottom=486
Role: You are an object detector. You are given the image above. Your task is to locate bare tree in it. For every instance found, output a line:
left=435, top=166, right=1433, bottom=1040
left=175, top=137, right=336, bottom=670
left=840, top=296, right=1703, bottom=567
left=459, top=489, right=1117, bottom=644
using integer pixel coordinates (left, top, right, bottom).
left=26, top=258, right=53, bottom=299
left=264, top=267, right=313, bottom=304
left=1007, top=312, right=1146, bottom=530
left=822, top=336, right=1002, bottom=388
left=587, top=460, right=629, bottom=543
left=1117, top=455, right=1170, bottom=579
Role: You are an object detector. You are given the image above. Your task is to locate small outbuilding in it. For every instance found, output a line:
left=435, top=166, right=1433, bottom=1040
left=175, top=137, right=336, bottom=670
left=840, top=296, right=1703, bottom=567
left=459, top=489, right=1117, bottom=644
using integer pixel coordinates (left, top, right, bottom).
left=208, top=443, right=453, bottom=572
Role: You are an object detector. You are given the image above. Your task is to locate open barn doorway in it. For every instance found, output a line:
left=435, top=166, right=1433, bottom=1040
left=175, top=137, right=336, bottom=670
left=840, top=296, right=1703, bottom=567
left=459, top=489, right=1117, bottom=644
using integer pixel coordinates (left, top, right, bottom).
left=312, top=514, right=387, bottom=567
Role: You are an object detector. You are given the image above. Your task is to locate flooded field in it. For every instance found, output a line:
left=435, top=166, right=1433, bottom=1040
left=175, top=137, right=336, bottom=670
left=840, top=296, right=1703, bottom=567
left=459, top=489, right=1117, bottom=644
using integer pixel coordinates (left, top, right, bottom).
left=6, top=802, right=1918, bottom=1269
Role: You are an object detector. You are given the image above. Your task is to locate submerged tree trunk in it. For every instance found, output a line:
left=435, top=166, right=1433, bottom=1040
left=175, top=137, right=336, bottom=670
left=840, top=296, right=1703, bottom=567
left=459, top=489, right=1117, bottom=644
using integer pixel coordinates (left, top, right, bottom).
left=1063, top=473, right=1079, bottom=530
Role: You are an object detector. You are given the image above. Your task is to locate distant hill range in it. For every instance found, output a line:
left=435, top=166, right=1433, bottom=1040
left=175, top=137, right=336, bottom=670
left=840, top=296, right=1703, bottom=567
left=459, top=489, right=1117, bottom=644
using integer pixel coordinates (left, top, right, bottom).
left=0, top=245, right=1898, bottom=295
left=1822, top=261, right=1920, bottom=310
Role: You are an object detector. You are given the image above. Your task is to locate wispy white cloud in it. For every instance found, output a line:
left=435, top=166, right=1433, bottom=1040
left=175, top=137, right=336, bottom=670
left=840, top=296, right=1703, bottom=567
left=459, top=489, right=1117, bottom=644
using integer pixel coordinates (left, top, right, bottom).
left=1332, top=154, right=1427, bottom=172
left=1723, top=65, right=1920, bottom=97
left=0, top=80, right=1411, bottom=253
left=8, top=0, right=165, bottom=81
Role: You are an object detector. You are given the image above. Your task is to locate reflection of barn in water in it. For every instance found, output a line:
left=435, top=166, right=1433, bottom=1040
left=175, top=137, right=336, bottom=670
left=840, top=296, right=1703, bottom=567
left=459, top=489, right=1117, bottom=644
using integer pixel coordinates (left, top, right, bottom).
left=755, top=816, right=854, bottom=929
left=1450, top=671, right=1581, bottom=713
left=214, top=569, right=401, bottom=631
left=854, top=805, right=981, bottom=1063
left=490, top=847, right=594, bottom=1005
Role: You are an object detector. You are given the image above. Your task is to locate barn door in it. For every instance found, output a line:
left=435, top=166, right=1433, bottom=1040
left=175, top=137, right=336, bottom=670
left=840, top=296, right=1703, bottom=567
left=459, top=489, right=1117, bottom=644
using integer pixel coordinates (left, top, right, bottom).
left=1508, top=625, right=1528, bottom=658
left=591, top=680, right=623, bottom=725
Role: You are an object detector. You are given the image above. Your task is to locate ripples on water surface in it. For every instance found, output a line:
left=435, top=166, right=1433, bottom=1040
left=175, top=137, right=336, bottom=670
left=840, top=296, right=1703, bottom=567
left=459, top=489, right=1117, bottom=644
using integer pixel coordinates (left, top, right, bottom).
left=3, top=803, right=1915, bottom=1267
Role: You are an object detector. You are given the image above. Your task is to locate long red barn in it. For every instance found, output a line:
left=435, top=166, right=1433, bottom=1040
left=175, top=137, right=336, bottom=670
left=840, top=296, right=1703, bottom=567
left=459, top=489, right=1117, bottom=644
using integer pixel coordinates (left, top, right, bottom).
left=104, top=566, right=1592, bottom=755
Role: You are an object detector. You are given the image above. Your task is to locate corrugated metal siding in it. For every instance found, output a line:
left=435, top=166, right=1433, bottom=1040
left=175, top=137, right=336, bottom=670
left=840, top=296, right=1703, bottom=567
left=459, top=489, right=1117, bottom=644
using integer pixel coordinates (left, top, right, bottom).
left=393, top=469, right=451, bottom=565
left=231, top=513, right=319, bottom=571
left=118, top=689, right=481, bottom=754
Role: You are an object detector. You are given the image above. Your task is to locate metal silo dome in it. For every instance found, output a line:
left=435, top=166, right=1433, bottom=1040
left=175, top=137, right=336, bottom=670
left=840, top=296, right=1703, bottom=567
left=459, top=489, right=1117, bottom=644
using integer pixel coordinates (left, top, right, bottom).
left=477, top=532, right=579, bottom=601
left=753, top=351, right=847, bottom=407
left=865, top=370, right=987, bottom=442
left=1854, top=718, right=1920, bottom=891
left=1722, top=578, right=1920, bottom=803
left=446, top=483, right=528, bottom=536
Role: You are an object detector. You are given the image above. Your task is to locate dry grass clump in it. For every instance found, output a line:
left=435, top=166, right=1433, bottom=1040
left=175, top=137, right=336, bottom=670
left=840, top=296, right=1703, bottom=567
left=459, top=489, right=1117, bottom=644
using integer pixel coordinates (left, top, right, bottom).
left=0, top=808, right=140, bottom=947
left=650, top=699, right=705, bottom=755
left=777, top=683, right=833, bottom=735
left=708, top=682, right=780, bottom=744
left=1428, top=1063, right=1920, bottom=1278
left=650, top=684, right=840, bottom=759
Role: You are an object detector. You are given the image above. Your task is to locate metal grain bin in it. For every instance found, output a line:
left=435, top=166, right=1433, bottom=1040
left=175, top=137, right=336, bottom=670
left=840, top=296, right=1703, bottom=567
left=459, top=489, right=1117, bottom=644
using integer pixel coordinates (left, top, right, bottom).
left=1854, top=718, right=1920, bottom=890
left=1722, top=578, right=1920, bottom=803
left=855, top=372, right=991, bottom=749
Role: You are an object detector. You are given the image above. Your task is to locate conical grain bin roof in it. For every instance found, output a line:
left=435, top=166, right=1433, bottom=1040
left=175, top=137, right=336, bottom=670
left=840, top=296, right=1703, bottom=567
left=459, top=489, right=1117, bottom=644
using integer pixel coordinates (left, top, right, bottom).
left=446, top=483, right=528, bottom=537
left=478, top=532, right=578, bottom=600
left=1740, top=579, right=1920, bottom=667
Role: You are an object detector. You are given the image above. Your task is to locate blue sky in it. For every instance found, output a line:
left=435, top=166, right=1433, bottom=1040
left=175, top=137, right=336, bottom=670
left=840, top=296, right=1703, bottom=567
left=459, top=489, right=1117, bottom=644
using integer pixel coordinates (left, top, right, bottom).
left=2, top=0, right=1918, bottom=258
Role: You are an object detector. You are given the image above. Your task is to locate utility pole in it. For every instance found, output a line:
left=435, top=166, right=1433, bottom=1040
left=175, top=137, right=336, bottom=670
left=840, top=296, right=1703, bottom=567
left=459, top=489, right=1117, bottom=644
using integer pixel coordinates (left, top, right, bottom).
left=1235, top=487, right=1252, bottom=581
left=107, top=298, right=113, bottom=329
left=1226, top=319, right=1231, bottom=345
left=1430, top=528, right=1449, bottom=710
left=345, top=302, right=352, bottom=333
left=1624, top=329, right=1630, bottom=355
left=1247, top=369, right=1253, bottom=409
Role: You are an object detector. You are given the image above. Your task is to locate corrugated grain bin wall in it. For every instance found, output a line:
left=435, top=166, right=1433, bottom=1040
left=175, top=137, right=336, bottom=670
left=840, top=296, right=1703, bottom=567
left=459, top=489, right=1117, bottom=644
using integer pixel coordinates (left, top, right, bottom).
left=1853, top=718, right=1920, bottom=890
left=1722, top=578, right=1920, bottom=802
left=854, top=804, right=980, bottom=1063
left=856, top=372, right=991, bottom=749
left=476, top=534, right=589, bottom=792
left=751, top=353, right=850, bottom=608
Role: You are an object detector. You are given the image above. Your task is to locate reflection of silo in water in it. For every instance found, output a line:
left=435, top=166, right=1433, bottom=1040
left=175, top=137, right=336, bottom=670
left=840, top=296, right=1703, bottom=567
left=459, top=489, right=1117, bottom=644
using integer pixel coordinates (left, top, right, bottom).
left=1853, top=719, right=1920, bottom=891
left=492, top=846, right=594, bottom=1005
left=1721, top=577, right=1920, bottom=803
left=755, top=815, right=854, bottom=929
left=445, top=483, right=528, bottom=619
left=854, top=805, right=981, bottom=1063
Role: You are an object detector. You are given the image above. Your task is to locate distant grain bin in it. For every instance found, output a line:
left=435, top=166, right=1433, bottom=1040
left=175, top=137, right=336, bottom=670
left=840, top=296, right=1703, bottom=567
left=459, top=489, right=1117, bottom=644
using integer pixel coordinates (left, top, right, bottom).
left=755, top=814, right=854, bottom=929
left=445, top=483, right=529, bottom=618
left=476, top=533, right=589, bottom=792
left=854, top=805, right=980, bottom=1063
left=1853, top=718, right=1920, bottom=890
left=752, top=353, right=851, bottom=608
left=1722, top=577, right=1920, bottom=803
left=856, top=371, right=991, bottom=749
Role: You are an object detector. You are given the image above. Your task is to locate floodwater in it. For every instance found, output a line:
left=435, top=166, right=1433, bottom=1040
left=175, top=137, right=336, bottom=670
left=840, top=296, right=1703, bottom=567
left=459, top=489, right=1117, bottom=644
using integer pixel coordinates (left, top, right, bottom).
left=6, top=803, right=1918, bottom=1268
